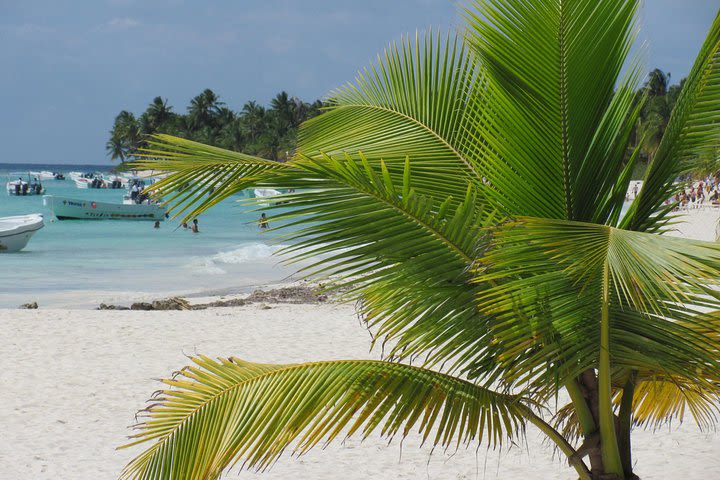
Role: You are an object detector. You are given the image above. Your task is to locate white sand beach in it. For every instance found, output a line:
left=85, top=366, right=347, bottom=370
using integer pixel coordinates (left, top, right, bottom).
left=2, top=208, right=720, bottom=480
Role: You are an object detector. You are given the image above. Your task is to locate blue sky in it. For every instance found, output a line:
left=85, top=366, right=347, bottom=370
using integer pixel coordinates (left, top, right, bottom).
left=1, top=0, right=718, bottom=165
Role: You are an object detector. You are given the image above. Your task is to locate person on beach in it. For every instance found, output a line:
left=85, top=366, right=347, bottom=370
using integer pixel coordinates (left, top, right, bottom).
left=191, top=219, right=199, bottom=233
left=258, top=213, right=269, bottom=229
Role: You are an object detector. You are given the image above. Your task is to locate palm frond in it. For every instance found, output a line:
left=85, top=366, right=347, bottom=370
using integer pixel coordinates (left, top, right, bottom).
left=629, top=376, right=720, bottom=430
left=120, top=356, right=527, bottom=480
left=128, top=135, right=295, bottom=221
left=263, top=154, right=497, bottom=374
left=299, top=30, right=484, bottom=204
left=461, top=0, right=640, bottom=221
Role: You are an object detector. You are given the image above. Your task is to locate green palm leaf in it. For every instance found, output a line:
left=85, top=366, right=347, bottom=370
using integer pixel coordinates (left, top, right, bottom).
left=461, top=0, right=641, bottom=221
left=120, top=356, right=527, bottom=480
left=299, top=30, right=483, bottom=204
left=264, top=154, right=496, bottom=373
left=130, top=135, right=295, bottom=220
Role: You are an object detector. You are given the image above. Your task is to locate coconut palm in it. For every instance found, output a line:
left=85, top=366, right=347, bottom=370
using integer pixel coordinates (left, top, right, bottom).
left=145, top=96, right=174, bottom=131
left=108, top=110, right=142, bottom=161
left=105, top=136, right=125, bottom=162
left=636, top=69, right=680, bottom=162
left=187, top=88, right=225, bottom=132
left=121, top=1, right=720, bottom=479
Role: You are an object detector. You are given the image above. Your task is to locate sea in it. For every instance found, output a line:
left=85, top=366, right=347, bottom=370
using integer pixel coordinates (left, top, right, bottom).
left=0, top=164, right=302, bottom=308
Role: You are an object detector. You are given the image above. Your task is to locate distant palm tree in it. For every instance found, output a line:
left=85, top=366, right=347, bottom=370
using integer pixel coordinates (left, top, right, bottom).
left=215, top=106, right=236, bottom=126
left=637, top=69, right=676, bottom=160
left=145, top=96, right=173, bottom=131
left=270, top=90, right=294, bottom=132
left=123, top=1, right=720, bottom=479
left=239, top=100, right=267, bottom=143
left=187, top=88, right=224, bottom=132
left=108, top=110, right=141, bottom=161
left=105, top=137, right=125, bottom=162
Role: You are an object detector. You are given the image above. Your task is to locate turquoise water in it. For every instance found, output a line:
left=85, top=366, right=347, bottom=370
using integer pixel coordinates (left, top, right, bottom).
left=0, top=164, right=297, bottom=308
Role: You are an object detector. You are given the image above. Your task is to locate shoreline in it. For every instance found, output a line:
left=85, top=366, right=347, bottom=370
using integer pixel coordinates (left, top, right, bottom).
left=5, top=208, right=718, bottom=311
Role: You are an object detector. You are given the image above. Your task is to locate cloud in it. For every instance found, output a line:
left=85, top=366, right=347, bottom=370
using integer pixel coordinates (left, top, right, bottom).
left=1, top=23, right=56, bottom=39
left=100, top=17, right=141, bottom=32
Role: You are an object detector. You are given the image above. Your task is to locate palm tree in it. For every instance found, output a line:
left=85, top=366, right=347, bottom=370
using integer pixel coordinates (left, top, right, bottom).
left=187, top=88, right=225, bottom=132
left=105, top=136, right=125, bottom=162
left=637, top=69, right=675, bottom=161
left=108, top=110, right=141, bottom=161
left=239, top=100, right=267, bottom=142
left=145, top=96, right=174, bottom=131
left=269, top=90, right=295, bottom=132
left=122, top=1, right=720, bottom=479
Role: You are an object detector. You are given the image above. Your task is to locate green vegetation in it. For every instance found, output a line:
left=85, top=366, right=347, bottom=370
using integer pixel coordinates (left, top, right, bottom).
left=106, top=89, right=323, bottom=162
left=121, top=1, right=720, bottom=479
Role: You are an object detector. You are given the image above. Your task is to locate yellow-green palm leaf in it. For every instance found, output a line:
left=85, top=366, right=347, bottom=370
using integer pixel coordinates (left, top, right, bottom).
left=120, top=356, right=528, bottom=480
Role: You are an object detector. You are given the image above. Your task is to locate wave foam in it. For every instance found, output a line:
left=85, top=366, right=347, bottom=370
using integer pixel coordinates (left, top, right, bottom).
left=187, top=243, right=286, bottom=275
left=211, top=243, right=285, bottom=264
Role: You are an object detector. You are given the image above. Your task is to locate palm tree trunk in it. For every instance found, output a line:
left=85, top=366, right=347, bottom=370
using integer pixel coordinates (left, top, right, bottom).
left=618, top=371, right=639, bottom=479
left=579, top=370, right=606, bottom=478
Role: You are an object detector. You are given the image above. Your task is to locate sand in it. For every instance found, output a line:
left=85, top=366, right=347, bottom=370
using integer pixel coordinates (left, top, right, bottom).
left=2, top=208, right=720, bottom=479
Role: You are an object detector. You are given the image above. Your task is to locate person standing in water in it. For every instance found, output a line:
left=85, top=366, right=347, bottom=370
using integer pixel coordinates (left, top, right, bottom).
left=191, top=218, right=199, bottom=233
left=258, top=213, right=269, bottom=229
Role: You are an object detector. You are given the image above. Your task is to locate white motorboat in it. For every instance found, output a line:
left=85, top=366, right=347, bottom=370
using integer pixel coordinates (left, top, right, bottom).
left=29, top=171, right=57, bottom=181
left=70, top=172, right=124, bottom=189
left=0, top=214, right=44, bottom=252
left=253, top=188, right=282, bottom=199
left=43, top=195, right=166, bottom=221
left=6, top=173, right=45, bottom=196
left=73, top=176, right=91, bottom=189
left=253, top=188, right=284, bottom=206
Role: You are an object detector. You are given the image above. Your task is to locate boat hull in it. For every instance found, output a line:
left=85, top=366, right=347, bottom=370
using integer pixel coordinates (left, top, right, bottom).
left=43, top=195, right=165, bottom=221
left=0, top=214, right=44, bottom=252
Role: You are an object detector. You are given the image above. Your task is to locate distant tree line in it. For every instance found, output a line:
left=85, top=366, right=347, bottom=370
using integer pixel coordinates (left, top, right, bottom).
left=108, top=71, right=707, bottom=177
left=106, top=89, right=324, bottom=163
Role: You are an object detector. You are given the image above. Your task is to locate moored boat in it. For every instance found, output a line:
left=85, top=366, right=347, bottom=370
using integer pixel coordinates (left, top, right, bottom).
left=29, top=171, right=57, bottom=181
left=253, top=188, right=285, bottom=206
left=0, top=214, right=44, bottom=252
left=6, top=173, right=45, bottom=196
left=70, top=172, right=125, bottom=189
left=253, top=188, right=282, bottom=199
left=43, top=195, right=166, bottom=221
